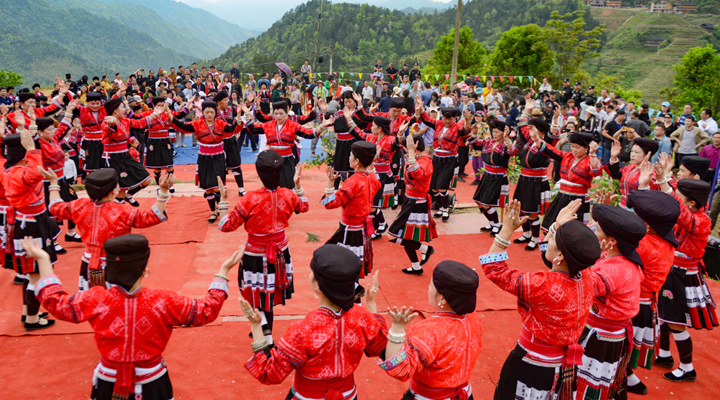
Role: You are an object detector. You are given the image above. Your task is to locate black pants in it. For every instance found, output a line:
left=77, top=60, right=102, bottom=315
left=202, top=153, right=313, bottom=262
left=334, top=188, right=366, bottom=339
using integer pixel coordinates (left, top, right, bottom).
left=458, top=146, right=469, bottom=175
left=238, top=128, right=258, bottom=150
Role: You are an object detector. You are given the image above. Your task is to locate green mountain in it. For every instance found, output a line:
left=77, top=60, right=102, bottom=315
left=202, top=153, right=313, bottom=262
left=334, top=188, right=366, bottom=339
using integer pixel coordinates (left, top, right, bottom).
left=46, top=0, right=218, bottom=60
left=207, top=0, right=598, bottom=73
left=97, top=0, right=254, bottom=52
left=0, top=0, right=194, bottom=86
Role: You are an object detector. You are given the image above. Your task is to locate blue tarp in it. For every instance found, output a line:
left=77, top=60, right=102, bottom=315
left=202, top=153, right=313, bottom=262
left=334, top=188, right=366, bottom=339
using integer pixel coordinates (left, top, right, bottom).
left=171, top=136, right=326, bottom=165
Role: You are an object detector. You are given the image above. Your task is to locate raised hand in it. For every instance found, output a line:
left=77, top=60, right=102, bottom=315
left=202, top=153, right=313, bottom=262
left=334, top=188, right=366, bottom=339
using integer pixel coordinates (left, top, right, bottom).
left=20, top=236, right=49, bottom=261
left=365, top=271, right=379, bottom=304
left=399, top=120, right=410, bottom=134
left=104, top=116, right=117, bottom=125
left=591, top=188, right=617, bottom=205
left=638, top=160, right=655, bottom=189
left=387, top=306, right=418, bottom=330
left=555, top=199, right=582, bottom=227
left=159, top=173, right=175, bottom=191
left=19, top=127, right=35, bottom=150
left=245, top=91, right=255, bottom=103
left=405, top=132, right=416, bottom=153
left=0, top=104, right=8, bottom=116
left=239, top=298, right=263, bottom=326
left=37, top=166, right=58, bottom=183
left=589, top=140, right=599, bottom=155
left=502, top=199, right=528, bottom=231
left=325, top=164, right=337, bottom=183
left=610, top=139, right=621, bottom=160
left=352, top=92, right=362, bottom=105
left=321, top=116, right=335, bottom=127
left=221, top=246, right=244, bottom=272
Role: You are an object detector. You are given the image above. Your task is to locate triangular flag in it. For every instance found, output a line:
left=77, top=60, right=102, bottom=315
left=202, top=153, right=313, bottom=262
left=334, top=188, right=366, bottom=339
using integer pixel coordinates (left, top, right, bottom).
left=509, top=76, right=513, bottom=83
left=349, top=72, right=354, bottom=76
left=390, top=74, right=395, bottom=80
left=443, top=85, right=447, bottom=91
left=499, top=76, right=504, bottom=83
left=425, top=75, right=430, bottom=81
left=358, top=73, right=362, bottom=79
left=527, top=76, right=532, bottom=84
left=482, top=76, right=486, bottom=82
left=491, top=76, right=495, bottom=82
left=333, top=72, right=337, bottom=76
left=340, top=72, right=345, bottom=78
left=355, top=81, right=360, bottom=86
left=435, top=75, right=440, bottom=81
left=444, top=74, right=450, bottom=80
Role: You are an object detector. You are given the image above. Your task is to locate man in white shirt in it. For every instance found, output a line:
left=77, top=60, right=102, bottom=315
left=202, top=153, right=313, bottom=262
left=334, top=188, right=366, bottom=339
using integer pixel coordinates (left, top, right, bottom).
left=361, top=81, right=373, bottom=108
left=486, top=87, right=503, bottom=113
left=539, top=78, right=552, bottom=93
left=440, top=91, right=454, bottom=107
left=699, top=108, right=719, bottom=136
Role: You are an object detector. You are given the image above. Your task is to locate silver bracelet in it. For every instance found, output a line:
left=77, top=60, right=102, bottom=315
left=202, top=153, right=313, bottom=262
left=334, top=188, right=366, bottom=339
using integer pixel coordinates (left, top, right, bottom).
left=387, top=335, right=405, bottom=345
left=548, top=222, right=557, bottom=237
left=250, top=339, right=269, bottom=353
left=324, top=187, right=335, bottom=195
left=494, top=236, right=510, bottom=249
left=293, top=187, right=305, bottom=196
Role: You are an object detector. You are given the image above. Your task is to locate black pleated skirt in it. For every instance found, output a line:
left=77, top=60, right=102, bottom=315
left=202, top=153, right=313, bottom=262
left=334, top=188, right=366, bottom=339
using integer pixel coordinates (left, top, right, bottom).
left=430, top=155, right=457, bottom=191
left=145, top=138, right=174, bottom=169
left=104, top=152, right=151, bottom=190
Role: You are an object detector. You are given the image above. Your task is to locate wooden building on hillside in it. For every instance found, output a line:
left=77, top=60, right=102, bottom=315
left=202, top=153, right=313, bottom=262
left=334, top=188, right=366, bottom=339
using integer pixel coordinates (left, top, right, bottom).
left=606, top=0, right=622, bottom=8
left=701, top=23, right=715, bottom=33
left=674, top=2, right=699, bottom=13
left=650, top=0, right=674, bottom=13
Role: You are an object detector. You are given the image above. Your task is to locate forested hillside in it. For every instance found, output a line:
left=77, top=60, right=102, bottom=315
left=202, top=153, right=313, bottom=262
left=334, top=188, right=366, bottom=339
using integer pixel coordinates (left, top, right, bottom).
left=208, top=0, right=598, bottom=72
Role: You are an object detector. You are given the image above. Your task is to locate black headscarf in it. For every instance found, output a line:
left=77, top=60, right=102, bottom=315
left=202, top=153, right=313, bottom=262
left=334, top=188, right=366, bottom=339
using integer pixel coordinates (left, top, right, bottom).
left=529, top=118, right=550, bottom=134
left=351, top=141, right=376, bottom=167
left=150, top=97, right=165, bottom=106
left=104, top=234, right=151, bottom=291
left=389, top=97, right=404, bottom=109
left=677, top=179, right=711, bottom=209
left=568, top=131, right=594, bottom=148
left=554, top=220, right=602, bottom=278
left=592, top=204, right=646, bottom=268
left=256, top=150, right=283, bottom=190
left=1, top=134, right=27, bottom=168
left=633, top=138, right=659, bottom=156
left=627, top=190, right=679, bottom=247
left=18, top=92, right=35, bottom=104
left=86, top=92, right=102, bottom=102
left=104, top=97, right=123, bottom=115
left=401, top=133, right=425, bottom=152
left=36, top=117, right=55, bottom=132
left=214, top=90, right=229, bottom=104
left=680, top=156, right=711, bottom=177
left=341, top=90, right=355, bottom=102
left=442, top=107, right=461, bottom=119
left=202, top=101, right=217, bottom=111
left=433, top=260, right=479, bottom=315
left=490, top=120, right=507, bottom=132
left=85, top=168, right=119, bottom=200
left=272, top=100, right=289, bottom=112
left=310, top=245, right=362, bottom=311
left=373, top=116, right=391, bottom=135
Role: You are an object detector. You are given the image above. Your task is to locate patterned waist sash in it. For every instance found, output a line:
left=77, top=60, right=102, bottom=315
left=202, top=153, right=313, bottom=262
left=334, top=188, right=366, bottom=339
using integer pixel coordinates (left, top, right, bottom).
left=409, top=378, right=471, bottom=400
left=293, top=373, right=356, bottom=400
left=98, top=355, right=165, bottom=400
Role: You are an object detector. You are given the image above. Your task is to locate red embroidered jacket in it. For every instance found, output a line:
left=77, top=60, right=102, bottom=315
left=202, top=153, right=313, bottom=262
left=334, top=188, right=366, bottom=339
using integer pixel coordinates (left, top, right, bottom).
left=36, top=274, right=228, bottom=396
left=4, top=149, right=45, bottom=214
left=50, top=199, right=167, bottom=270
left=414, top=111, right=468, bottom=156
left=539, top=142, right=603, bottom=195
left=169, top=119, right=240, bottom=144
left=0, top=157, right=10, bottom=208
left=516, top=129, right=551, bottom=171
left=129, top=148, right=140, bottom=162
left=589, top=255, right=644, bottom=322
left=254, top=109, right=317, bottom=125
left=138, top=108, right=188, bottom=139
left=356, top=108, right=412, bottom=136
left=470, top=139, right=517, bottom=170
left=605, top=163, right=659, bottom=208
left=638, top=234, right=675, bottom=294
left=101, top=117, right=152, bottom=154
left=246, top=120, right=318, bottom=157
left=348, top=127, right=400, bottom=174
left=378, top=312, right=482, bottom=391
left=38, top=120, right=71, bottom=179
left=670, top=189, right=711, bottom=265
left=219, top=187, right=309, bottom=253
left=405, top=156, right=433, bottom=198
left=7, top=98, right=63, bottom=130
left=77, top=105, right=108, bottom=138
left=245, top=306, right=388, bottom=399
left=480, top=251, right=594, bottom=346
left=322, top=171, right=380, bottom=220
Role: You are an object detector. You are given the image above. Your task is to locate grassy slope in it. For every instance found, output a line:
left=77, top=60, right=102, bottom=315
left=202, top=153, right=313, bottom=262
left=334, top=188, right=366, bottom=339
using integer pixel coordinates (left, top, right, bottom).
left=587, top=8, right=717, bottom=104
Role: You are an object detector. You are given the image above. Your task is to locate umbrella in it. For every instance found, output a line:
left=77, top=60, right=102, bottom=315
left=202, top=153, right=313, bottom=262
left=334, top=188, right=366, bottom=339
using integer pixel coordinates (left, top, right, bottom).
left=275, top=62, right=292, bottom=76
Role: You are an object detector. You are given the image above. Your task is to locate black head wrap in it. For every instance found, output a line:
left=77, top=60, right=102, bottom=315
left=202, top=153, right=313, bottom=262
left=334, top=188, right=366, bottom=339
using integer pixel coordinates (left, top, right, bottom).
left=401, top=133, right=425, bottom=152
left=310, top=245, right=362, bottom=311
left=86, top=92, right=102, bottom=102
left=568, top=131, right=594, bottom=148
left=351, top=141, right=376, bottom=167
left=104, top=234, right=151, bottom=291
left=433, top=260, right=479, bottom=315
left=85, top=168, right=118, bottom=200
left=680, top=156, right=711, bottom=177
left=342, top=90, right=355, bottom=101
left=256, top=150, right=283, bottom=190
left=633, top=138, right=659, bottom=156
left=529, top=118, right=550, bottom=134
left=553, top=220, right=602, bottom=278
left=442, top=107, right=461, bottom=119
left=213, top=90, right=229, bottom=104
left=627, top=190, right=679, bottom=247
left=104, top=97, right=123, bottom=115
left=36, top=95, right=48, bottom=102
left=1, top=134, right=26, bottom=168
left=677, top=179, right=711, bottom=209
left=490, top=120, right=507, bottom=132
left=201, top=101, right=217, bottom=111
left=18, top=93, right=35, bottom=104
left=36, top=117, right=55, bottom=132
left=373, top=116, right=391, bottom=135
left=389, top=97, right=404, bottom=109
left=272, top=100, right=289, bottom=112
left=150, top=97, right=165, bottom=106
left=592, top=204, right=646, bottom=268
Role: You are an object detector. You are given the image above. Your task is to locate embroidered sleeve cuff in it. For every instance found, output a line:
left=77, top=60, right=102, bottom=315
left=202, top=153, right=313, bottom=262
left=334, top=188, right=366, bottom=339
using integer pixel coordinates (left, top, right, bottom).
left=151, top=204, right=168, bottom=222
left=34, top=274, right=62, bottom=296
left=209, top=278, right=229, bottom=296
left=320, top=193, right=336, bottom=205
left=218, top=215, right=229, bottom=231
left=299, top=196, right=308, bottom=203
left=407, top=163, right=420, bottom=172
left=378, top=350, right=407, bottom=371
left=50, top=197, right=64, bottom=206
left=60, top=119, right=72, bottom=127
left=479, top=251, right=509, bottom=265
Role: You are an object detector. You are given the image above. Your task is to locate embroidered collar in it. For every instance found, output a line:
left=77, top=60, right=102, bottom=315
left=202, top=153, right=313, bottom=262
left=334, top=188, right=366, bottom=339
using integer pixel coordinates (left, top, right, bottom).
left=318, top=306, right=345, bottom=319
left=433, top=311, right=465, bottom=320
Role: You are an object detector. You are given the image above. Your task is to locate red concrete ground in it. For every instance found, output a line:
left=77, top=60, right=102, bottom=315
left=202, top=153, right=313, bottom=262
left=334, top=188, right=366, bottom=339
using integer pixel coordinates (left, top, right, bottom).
left=1, top=166, right=718, bottom=399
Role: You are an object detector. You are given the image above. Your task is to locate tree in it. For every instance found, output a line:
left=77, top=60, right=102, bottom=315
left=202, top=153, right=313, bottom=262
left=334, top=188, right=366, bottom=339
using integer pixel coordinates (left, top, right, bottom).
left=423, top=26, right=486, bottom=76
left=0, top=69, right=23, bottom=87
left=486, top=24, right=555, bottom=79
left=671, top=45, right=720, bottom=116
left=543, top=10, right=605, bottom=84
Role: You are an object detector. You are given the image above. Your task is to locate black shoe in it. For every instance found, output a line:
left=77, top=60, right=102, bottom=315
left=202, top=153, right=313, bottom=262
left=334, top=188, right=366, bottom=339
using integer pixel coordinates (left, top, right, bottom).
left=420, top=246, right=435, bottom=266
left=13, top=275, right=26, bottom=285
left=480, top=225, right=493, bottom=232
left=239, top=189, right=246, bottom=197
left=654, top=356, right=675, bottom=369
left=513, top=235, right=531, bottom=244
left=173, top=151, right=179, bottom=157
left=442, top=211, right=449, bottom=222
left=663, top=369, right=697, bottom=383
left=54, top=244, right=67, bottom=255
left=627, top=381, right=648, bottom=395
left=192, top=143, right=197, bottom=148
left=22, top=312, right=48, bottom=324
left=402, top=267, right=423, bottom=275
left=490, top=226, right=501, bottom=237
left=25, top=318, right=56, bottom=332
left=469, top=180, right=480, bottom=186
left=65, top=233, right=82, bottom=243
left=459, top=172, right=469, bottom=177
left=457, top=177, right=466, bottom=183
left=434, top=210, right=443, bottom=218
left=525, top=241, right=538, bottom=251
left=208, top=213, right=218, bottom=223
left=126, top=198, right=140, bottom=208
left=371, top=232, right=383, bottom=240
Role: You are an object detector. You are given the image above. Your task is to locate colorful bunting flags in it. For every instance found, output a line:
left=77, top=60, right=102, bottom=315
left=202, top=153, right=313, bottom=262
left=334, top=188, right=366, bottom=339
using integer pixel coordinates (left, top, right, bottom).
left=491, top=76, right=495, bottom=82
left=340, top=72, right=345, bottom=78
left=509, top=76, right=514, bottom=83
left=425, top=74, right=430, bottom=81
left=390, top=74, right=396, bottom=80
left=358, top=73, right=362, bottom=79
left=499, top=76, right=504, bottom=83
left=442, top=84, right=447, bottom=91
left=444, top=74, right=450, bottom=80
left=435, top=75, right=440, bottom=81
